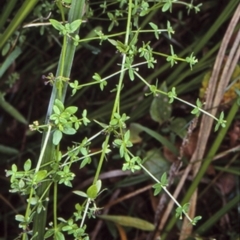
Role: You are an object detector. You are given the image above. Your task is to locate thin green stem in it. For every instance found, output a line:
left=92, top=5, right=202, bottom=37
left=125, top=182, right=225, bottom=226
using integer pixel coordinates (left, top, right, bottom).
left=53, top=181, right=58, bottom=236
left=56, top=0, right=66, bottom=23
left=93, top=135, right=111, bottom=184
left=35, top=124, right=52, bottom=173
left=80, top=198, right=91, bottom=228
left=92, top=0, right=133, bottom=186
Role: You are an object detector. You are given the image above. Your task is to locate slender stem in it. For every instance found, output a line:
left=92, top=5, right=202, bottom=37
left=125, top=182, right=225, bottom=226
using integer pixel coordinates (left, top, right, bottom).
left=35, top=124, right=52, bottom=173
left=53, top=181, right=58, bottom=236
left=80, top=198, right=91, bottom=228
left=93, top=134, right=111, bottom=184
left=92, top=0, right=133, bottom=186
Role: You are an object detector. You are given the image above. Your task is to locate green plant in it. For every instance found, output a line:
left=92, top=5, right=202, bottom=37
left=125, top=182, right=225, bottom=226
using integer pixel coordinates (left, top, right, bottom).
left=2, top=0, right=239, bottom=240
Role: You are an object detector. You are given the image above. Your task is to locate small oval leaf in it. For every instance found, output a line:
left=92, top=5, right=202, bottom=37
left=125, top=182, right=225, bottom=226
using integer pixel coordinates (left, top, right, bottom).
left=99, top=215, right=155, bottom=231
left=87, top=184, right=98, bottom=199
left=73, top=190, right=88, bottom=198
left=53, top=130, right=62, bottom=145
left=34, top=170, right=47, bottom=182
left=24, top=159, right=32, bottom=171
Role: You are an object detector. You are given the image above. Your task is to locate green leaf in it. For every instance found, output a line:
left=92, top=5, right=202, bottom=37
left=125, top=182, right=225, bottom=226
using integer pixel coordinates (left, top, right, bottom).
left=34, top=170, right=47, bottom=182
left=53, top=130, right=63, bottom=145
left=65, top=106, right=78, bottom=114
left=132, top=124, right=178, bottom=155
left=160, top=172, right=168, bottom=186
left=143, top=149, right=170, bottom=180
left=28, top=197, right=38, bottom=205
left=12, top=164, right=18, bottom=172
left=150, top=82, right=171, bottom=124
left=62, top=127, right=76, bottom=135
left=0, top=46, right=22, bottom=78
left=93, top=72, right=101, bottom=81
left=99, top=215, right=155, bottom=231
left=167, top=87, right=177, bottom=103
left=53, top=105, right=61, bottom=114
left=162, top=2, right=171, bottom=12
left=0, top=92, right=27, bottom=124
left=192, top=216, right=202, bottom=225
left=108, top=38, right=117, bottom=46
left=49, top=19, right=64, bottom=32
left=168, top=118, right=187, bottom=138
left=44, top=229, right=54, bottom=238
left=87, top=184, right=98, bottom=199
left=152, top=183, right=162, bottom=196
left=55, top=231, right=65, bottom=240
left=0, top=144, right=19, bottom=155
left=19, top=179, right=25, bottom=188
left=2, top=43, right=10, bottom=56
left=24, top=159, right=32, bottom=171
left=95, top=180, right=102, bottom=193
left=15, top=214, right=25, bottom=222
left=73, top=190, right=88, bottom=198
left=149, top=22, right=159, bottom=39
left=80, top=156, right=91, bottom=168
left=54, top=99, right=64, bottom=112
left=129, top=123, right=143, bottom=143
left=69, top=19, right=82, bottom=33
left=149, top=22, right=158, bottom=30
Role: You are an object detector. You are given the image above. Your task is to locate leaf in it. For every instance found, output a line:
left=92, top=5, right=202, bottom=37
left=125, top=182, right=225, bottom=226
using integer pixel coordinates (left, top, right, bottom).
left=99, top=215, right=155, bottom=231
left=65, top=106, right=78, bottom=114
left=149, top=22, right=159, bottom=39
left=44, top=229, right=54, bottom=239
left=129, top=123, right=143, bottom=144
left=34, top=170, right=47, bottom=182
left=87, top=184, right=98, bottom=199
left=132, top=123, right=178, bottom=155
left=19, top=179, right=25, bottom=188
left=53, top=130, right=62, bottom=145
left=62, top=126, right=76, bottom=135
left=108, top=38, right=117, bottom=46
left=152, top=183, right=162, bottom=196
left=2, top=42, right=10, bottom=56
left=93, top=72, right=102, bottom=81
left=162, top=2, right=171, bottom=12
left=0, top=144, right=19, bottom=155
left=69, top=19, right=82, bottom=33
left=80, top=157, right=91, bottom=168
left=95, top=180, right=102, bottom=193
left=54, top=99, right=64, bottom=112
left=150, top=82, right=172, bottom=124
left=24, top=159, right=32, bottom=171
left=55, top=231, right=65, bottom=240
left=149, top=22, right=158, bottom=31
left=0, top=93, right=27, bottom=124
left=73, top=190, right=88, bottom=198
left=143, top=149, right=170, bottom=180
left=15, top=214, right=25, bottom=222
left=53, top=105, right=61, bottom=114
left=160, top=172, right=168, bottom=186
left=168, top=117, right=187, bottom=138
left=49, top=19, right=64, bottom=32
left=0, top=46, right=22, bottom=78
